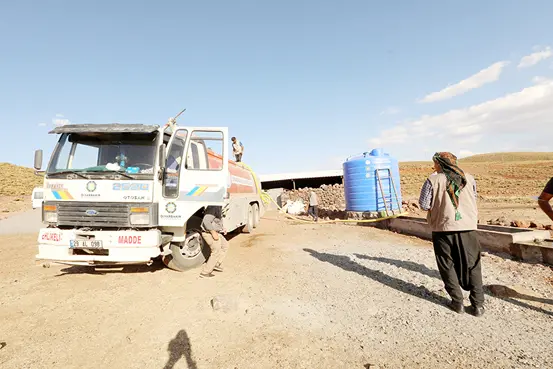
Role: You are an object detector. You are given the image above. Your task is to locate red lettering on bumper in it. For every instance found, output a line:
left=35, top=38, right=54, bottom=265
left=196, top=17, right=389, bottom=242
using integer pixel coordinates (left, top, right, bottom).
left=41, top=233, right=62, bottom=242
left=118, top=235, right=142, bottom=245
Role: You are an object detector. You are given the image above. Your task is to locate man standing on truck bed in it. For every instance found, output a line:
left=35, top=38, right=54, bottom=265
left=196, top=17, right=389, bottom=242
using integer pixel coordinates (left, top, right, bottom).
left=200, top=206, right=229, bottom=278
left=231, top=137, right=244, bottom=162
left=418, top=152, right=484, bottom=317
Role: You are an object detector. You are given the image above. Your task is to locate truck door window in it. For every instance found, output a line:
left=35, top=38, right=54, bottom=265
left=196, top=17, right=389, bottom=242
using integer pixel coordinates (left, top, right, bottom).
left=163, top=129, right=187, bottom=198
left=186, top=141, right=201, bottom=169
left=186, top=131, right=224, bottom=171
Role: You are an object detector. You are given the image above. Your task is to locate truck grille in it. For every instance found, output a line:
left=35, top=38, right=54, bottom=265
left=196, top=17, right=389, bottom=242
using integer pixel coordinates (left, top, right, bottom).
left=57, top=202, right=131, bottom=228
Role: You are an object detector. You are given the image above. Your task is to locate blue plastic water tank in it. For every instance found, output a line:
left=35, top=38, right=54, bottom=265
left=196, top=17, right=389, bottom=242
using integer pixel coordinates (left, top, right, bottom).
left=343, top=148, right=402, bottom=212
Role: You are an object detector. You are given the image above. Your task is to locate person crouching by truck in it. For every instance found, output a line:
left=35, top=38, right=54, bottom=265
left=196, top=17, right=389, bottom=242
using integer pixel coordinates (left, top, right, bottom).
left=418, top=152, right=484, bottom=317
left=200, top=206, right=229, bottom=278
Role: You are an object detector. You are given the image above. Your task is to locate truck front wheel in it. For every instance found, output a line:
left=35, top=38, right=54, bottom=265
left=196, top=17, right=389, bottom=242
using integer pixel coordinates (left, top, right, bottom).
left=162, top=216, right=210, bottom=272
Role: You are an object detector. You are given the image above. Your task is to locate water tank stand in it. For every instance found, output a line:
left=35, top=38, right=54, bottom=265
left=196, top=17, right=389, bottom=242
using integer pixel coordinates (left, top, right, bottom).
left=375, top=168, right=402, bottom=217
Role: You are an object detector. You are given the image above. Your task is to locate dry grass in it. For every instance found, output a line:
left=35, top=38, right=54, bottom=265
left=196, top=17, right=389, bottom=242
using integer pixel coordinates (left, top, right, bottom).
left=0, top=163, right=43, bottom=197
left=399, top=156, right=553, bottom=203
left=461, top=152, right=553, bottom=163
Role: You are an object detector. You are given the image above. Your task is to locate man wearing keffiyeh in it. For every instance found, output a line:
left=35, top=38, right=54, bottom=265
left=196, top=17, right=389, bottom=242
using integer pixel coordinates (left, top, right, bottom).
left=419, top=152, right=484, bottom=317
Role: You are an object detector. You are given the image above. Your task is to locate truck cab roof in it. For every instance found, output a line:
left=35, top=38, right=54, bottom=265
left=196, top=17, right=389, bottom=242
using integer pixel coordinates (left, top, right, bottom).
left=49, top=124, right=160, bottom=135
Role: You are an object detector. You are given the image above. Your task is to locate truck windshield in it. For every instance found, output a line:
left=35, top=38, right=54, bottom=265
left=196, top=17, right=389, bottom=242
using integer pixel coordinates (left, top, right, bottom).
left=47, top=132, right=158, bottom=177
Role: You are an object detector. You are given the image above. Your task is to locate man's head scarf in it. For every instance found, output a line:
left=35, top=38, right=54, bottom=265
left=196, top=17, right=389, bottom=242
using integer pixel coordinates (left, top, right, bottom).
left=433, top=152, right=467, bottom=221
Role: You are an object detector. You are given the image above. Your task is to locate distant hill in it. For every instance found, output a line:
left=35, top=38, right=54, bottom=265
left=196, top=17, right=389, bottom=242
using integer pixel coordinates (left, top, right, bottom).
left=0, top=163, right=43, bottom=197
left=460, top=152, right=553, bottom=163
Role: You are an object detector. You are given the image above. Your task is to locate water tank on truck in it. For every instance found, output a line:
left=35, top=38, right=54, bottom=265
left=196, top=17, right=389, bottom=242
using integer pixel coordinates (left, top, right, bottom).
left=207, top=150, right=262, bottom=231
left=343, top=148, right=402, bottom=213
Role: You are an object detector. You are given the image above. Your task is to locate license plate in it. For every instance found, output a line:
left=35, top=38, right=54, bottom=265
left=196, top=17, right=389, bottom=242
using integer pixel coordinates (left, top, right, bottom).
left=69, top=239, right=103, bottom=249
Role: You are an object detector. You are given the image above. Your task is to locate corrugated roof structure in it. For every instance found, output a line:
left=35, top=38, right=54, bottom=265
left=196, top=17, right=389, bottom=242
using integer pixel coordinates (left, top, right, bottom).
left=259, top=169, right=343, bottom=183
left=259, top=169, right=343, bottom=190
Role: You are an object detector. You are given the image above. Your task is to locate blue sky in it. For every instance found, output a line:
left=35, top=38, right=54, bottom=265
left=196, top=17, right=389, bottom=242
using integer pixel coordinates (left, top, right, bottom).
left=1, top=1, right=553, bottom=175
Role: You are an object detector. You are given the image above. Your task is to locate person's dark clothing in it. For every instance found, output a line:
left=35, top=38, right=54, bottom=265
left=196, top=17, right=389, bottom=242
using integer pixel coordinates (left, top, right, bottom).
left=543, top=177, right=553, bottom=195
left=308, top=205, right=318, bottom=221
left=432, top=230, right=484, bottom=307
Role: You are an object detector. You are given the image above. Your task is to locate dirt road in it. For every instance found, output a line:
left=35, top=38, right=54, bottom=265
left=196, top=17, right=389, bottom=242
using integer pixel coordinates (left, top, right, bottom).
left=1, top=213, right=552, bottom=368
left=0, top=209, right=42, bottom=235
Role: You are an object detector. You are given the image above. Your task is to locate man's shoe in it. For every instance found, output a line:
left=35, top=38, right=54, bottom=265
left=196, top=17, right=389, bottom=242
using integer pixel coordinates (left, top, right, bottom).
left=447, top=301, right=464, bottom=314
left=469, top=305, right=485, bottom=317
left=200, top=272, right=215, bottom=278
left=214, top=265, right=224, bottom=272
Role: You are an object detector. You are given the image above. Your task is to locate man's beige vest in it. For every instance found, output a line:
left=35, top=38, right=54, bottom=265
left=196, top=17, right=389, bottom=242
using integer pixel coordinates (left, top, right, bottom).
left=426, top=172, right=478, bottom=232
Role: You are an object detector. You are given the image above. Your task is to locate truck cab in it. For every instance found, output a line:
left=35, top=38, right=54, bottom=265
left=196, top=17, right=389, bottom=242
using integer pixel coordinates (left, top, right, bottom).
left=34, top=122, right=260, bottom=271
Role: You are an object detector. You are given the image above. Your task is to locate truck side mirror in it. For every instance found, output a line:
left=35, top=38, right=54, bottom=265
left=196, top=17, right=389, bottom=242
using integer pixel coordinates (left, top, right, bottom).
left=34, top=150, right=43, bottom=171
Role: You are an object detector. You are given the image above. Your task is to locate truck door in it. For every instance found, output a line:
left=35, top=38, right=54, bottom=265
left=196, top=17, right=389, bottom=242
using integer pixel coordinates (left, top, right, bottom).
left=159, top=127, right=229, bottom=226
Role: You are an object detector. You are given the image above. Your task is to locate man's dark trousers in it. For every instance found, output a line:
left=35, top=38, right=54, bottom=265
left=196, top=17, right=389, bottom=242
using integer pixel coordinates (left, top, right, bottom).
left=432, top=230, right=484, bottom=307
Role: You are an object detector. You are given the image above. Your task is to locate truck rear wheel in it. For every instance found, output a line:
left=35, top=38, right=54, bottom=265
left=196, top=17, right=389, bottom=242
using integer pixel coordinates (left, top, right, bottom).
left=162, top=216, right=210, bottom=272
left=242, top=205, right=255, bottom=234
left=252, top=203, right=260, bottom=228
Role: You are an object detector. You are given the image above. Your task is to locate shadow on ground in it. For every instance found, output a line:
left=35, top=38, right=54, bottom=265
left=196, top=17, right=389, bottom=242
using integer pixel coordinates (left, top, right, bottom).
left=55, top=258, right=166, bottom=276
left=353, top=253, right=553, bottom=316
left=164, top=330, right=197, bottom=369
left=304, top=248, right=450, bottom=308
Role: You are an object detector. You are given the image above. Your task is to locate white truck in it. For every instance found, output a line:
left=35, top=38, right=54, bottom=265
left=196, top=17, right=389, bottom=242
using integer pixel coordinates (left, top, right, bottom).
left=34, top=120, right=263, bottom=271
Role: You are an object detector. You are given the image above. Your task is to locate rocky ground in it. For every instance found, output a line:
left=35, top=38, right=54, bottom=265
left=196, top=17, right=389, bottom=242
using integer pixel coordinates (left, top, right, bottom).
left=1, top=212, right=552, bottom=368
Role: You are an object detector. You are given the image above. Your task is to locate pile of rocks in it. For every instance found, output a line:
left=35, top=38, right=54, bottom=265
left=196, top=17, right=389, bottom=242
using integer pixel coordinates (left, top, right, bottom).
left=282, top=184, right=405, bottom=220
left=283, top=184, right=348, bottom=219
left=487, top=217, right=552, bottom=230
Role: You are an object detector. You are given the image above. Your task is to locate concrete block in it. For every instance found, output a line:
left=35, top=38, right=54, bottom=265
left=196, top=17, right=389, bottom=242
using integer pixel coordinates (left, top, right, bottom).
left=384, top=216, right=552, bottom=264
left=510, top=244, right=543, bottom=264
left=542, top=248, right=553, bottom=265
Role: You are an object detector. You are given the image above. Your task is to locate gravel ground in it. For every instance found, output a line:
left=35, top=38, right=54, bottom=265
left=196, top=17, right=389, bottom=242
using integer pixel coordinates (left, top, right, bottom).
left=1, top=212, right=552, bottom=368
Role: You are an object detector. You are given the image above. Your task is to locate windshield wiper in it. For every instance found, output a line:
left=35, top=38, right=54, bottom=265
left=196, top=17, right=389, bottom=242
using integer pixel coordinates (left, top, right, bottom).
left=100, top=170, right=136, bottom=179
left=48, top=170, right=89, bottom=179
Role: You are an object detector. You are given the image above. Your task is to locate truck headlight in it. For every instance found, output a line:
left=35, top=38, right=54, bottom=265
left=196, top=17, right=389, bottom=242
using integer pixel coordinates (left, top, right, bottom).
left=43, top=204, right=58, bottom=223
left=130, top=207, right=150, bottom=225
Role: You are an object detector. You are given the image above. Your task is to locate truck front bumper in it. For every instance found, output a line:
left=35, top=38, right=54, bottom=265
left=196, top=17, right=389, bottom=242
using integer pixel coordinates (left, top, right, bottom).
left=36, top=228, right=162, bottom=266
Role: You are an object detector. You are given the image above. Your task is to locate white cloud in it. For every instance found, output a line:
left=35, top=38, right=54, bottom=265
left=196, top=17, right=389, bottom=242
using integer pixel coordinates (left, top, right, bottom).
left=419, top=61, right=509, bottom=103
left=380, top=107, right=401, bottom=115
left=532, top=76, right=550, bottom=85
left=518, top=46, right=552, bottom=68
left=459, top=150, right=477, bottom=158
left=369, top=78, right=553, bottom=158
left=53, top=113, right=70, bottom=127
left=369, top=125, right=408, bottom=147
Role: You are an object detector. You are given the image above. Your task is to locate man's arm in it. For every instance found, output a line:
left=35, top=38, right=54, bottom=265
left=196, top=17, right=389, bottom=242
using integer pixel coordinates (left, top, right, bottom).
left=419, top=179, right=433, bottom=211
left=538, top=178, right=553, bottom=222
left=202, top=214, right=220, bottom=241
